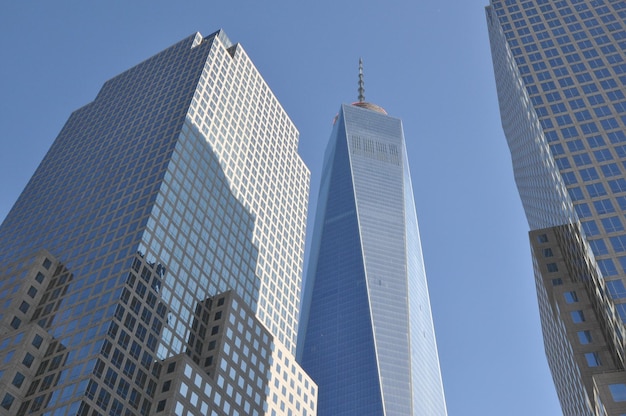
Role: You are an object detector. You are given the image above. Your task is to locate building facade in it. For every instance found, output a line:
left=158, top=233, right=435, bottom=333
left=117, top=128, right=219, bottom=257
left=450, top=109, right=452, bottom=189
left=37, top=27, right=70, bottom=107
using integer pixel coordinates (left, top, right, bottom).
left=0, top=30, right=316, bottom=415
left=486, top=1, right=626, bottom=414
left=297, top=74, right=447, bottom=415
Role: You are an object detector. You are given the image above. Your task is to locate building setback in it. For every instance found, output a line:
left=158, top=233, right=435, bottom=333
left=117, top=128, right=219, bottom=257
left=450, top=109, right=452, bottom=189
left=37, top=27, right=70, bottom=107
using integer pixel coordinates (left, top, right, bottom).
left=297, top=64, right=447, bottom=416
left=486, top=1, right=626, bottom=414
left=0, top=30, right=316, bottom=415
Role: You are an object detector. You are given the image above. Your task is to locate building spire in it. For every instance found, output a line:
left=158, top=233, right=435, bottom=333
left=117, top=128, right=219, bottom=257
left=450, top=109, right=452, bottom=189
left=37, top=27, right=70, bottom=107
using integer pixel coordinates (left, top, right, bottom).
left=351, top=58, right=387, bottom=115
left=358, top=58, right=365, bottom=103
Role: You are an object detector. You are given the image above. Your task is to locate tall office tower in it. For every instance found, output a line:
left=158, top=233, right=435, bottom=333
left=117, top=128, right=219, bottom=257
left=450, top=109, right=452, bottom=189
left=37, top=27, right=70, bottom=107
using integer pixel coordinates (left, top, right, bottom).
left=297, top=62, right=447, bottom=415
left=486, top=1, right=626, bottom=415
left=0, top=30, right=317, bottom=416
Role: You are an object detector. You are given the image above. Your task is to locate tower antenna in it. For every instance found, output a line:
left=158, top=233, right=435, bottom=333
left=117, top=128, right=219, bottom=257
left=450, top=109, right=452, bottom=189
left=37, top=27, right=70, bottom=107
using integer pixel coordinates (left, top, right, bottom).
left=358, top=58, right=365, bottom=103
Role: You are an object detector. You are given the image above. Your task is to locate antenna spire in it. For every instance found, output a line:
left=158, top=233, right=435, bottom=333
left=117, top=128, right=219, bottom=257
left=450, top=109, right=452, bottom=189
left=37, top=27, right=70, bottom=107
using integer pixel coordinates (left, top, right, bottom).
left=358, top=58, right=365, bottom=103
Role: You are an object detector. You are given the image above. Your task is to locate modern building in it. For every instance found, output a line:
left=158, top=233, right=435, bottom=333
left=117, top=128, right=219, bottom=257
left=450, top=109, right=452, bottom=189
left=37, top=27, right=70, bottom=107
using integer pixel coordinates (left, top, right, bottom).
left=297, top=61, right=447, bottom=415
left=0, top=30, right=316, bottom=416
left=486, top=1, right=626, bottom=414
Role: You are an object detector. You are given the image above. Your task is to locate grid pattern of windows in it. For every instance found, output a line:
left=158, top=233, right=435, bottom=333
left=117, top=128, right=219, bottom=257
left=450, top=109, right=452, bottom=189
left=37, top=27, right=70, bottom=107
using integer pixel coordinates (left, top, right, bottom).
left=150, top=291, right=287, bottom=416
left=488, top=1, right=626, bottom=415
left=490, top=0, right=626, bottom=287
left=186, top=34, right=310, bottom=355
left=0, top=30, right=314, bottom=415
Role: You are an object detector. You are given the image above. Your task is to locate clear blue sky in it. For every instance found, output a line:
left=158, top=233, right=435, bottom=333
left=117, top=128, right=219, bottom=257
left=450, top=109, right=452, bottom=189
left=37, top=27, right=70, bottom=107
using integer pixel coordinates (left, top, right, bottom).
left=0, top=2, right=562, bottom=415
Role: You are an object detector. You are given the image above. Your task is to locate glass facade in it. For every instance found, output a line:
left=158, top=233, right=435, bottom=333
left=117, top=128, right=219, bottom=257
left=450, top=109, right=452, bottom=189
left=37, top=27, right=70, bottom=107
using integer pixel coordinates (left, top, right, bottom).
left=0, top=30, right=316, bottom=415
left=487, top=1, right=626, bottom=414
left=298, top=103, right=447, bottom=415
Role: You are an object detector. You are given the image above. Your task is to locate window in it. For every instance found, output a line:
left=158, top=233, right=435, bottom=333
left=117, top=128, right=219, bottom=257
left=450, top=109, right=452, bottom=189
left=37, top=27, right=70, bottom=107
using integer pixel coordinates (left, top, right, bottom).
left=129, top=388, right=141, bottom=408
left=96, top=389, right=111, bottom=410
left=581, top=122, right=599, bottom=134
left=611, top=235, right=626, bottom=252
left=598, top=259, right=618, bottom=276
left=573, top=153, right=592, bottom=166
left=27, top=286, right=37, bottom=298
left=574, top=109, right=592, bottom=122
left=586, top=183, right=607, bottom=198
left=18, top=301, right=30, bottom=313
left=149, top=362, right=163, bottom=384
left=602, top=217, right=623, bottom=233
left=609, top=384, right=626, bottom=402
left=577, top=331, right=591, bottom=344
left=546, top=263, right=558, bottom=272
left=600, top=117, right=624, bottom=130
left=569, top=98, right=585, bottom=109
left=12, top=372, right=25, bottom=388
left=22, top=353, right=34, bottom=368
left=609, top=132, right=626, bottom=144
left=564, top=291, right=578, bottom=303
left=609, top=179, right=626, bottom=195
left=1, top=393, right=14, bottom=410
left=112, top=349, right=124, bottom=368
left=587, top=136, right=605, bottom=148
left=537, top=234, right=548, bottom=243
left=602, top=163, right=621, bottom=178
left=146, top=380, right=157, bottom=396
left=550, top=102, right=567, bottom=114
left=129, top=341, right=141, bottom=359
left=594, top=149, right=613, bottom=162
left=104, top=368, right=118, bottom=388
left=561, top=171, right=576, bottom=185
left=556, top=114, right=573, bottom=126
left=167, top=362, right=176, bottom=373
left=10, top=317, right=21, bottom=329
left=607, top=280, right=626, bottom=299
left=582, top=220, right=600, bottom=236
left=117, top=379, right=130, bottom=399
left=111, top=399, right=124, bottom=416
left=157, top=400, right=166, bottom=412
left=589, top=239, right=609, bottom=255
left=571, top=310, right=585, bottom=323
left=589, top=94, right=605, bottom=105
left=579, top=167, right=599, bottom=181
left=555, top=157, right=571, bottom=169
left=568, top=187, right=584, bottom=201
left=594, top=199, right=615, bottom=214
left=585, top=352, right=601, bottom=367
left=162, top=380, right=171, bottom=392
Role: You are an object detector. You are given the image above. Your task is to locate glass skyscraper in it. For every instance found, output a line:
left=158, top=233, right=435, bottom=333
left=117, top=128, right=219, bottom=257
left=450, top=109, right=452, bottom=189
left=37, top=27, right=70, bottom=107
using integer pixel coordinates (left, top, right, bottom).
left=0, top=30, right=316, bottom=416
left=297, top=70, right=447, bottom=415
left=487, top=1, right=626, bottom=414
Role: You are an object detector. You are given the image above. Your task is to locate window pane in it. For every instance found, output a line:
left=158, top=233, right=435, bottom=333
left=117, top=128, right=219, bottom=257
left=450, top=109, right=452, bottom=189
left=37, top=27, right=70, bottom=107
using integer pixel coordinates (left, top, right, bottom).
left=584, top=352, right=601, bottom=367
left=577, top=330, right=592, bottom=344
left=609, top=383, right=626, bottom=402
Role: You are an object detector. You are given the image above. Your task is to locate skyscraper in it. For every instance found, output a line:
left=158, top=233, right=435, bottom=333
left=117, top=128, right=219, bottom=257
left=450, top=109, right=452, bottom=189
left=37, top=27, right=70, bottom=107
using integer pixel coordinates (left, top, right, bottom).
left=486, top=1, right=626, bottom=414
left=297, top=62, right=447, bottom=416
left=0, top=30, right=316, bottom=415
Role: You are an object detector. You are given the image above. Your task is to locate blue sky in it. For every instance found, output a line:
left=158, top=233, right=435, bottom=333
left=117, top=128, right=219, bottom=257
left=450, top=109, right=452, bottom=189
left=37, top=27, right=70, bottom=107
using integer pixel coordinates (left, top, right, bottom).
left=0, top=1, right=561, bottom=415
